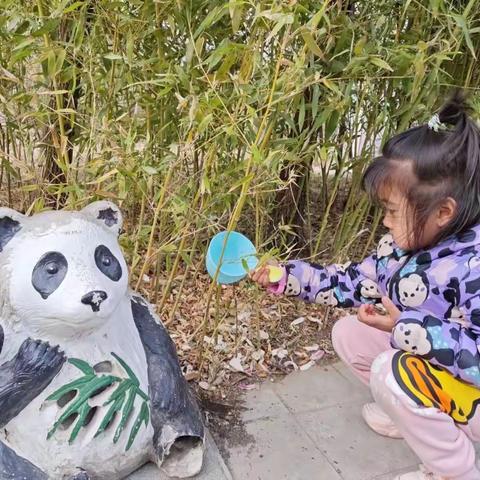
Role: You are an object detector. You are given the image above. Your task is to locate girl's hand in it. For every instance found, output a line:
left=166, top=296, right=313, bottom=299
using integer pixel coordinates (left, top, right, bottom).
left=358, top=296, right=401, bottom=332
left=249, top=260, right=280, bottom=288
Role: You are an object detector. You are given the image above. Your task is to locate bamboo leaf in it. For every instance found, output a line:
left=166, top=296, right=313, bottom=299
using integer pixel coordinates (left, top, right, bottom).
left=55, top=48, right=66, bottom=75
left=12, top=38, right=35, bottom=52
left=37, top=90, right=70, bottom=95
left=32, top=19, right=61, bottom=37
left=301, top=31, right=325, bottom=59
left=69, top=358, right=95, bottom=376
left=47, top=49, right=56, bottom=79
left=126, top=401, right=149, bottom=451
left=298, top=96, right=305, bottom=131
left=198, top=113, right=213, bottom=134
left=111, top=352, right=139, bottom=384
left=69, top=403, right=91, bottom=444
left=103, top=53, right=123, bottom=61
left=229, top=1, right=244, bottom=33
left=114, top=387, right=136, bottom=443
left=45, top=377, right=91, bottom=401
left=452, top=14, right=477, bottom=59
left=63, top=1, right=85, bottom=13
left=309, top=3, right=329, bottom=28
left=429, top=0, right=441, bottom=15
left=104, top=379, right=133, bottom=405
left=369, top=56, right=394, bottom=72
left=142, top=166, right=158, bottom=175
left=194, top=5, right=228, bottom=38
left=95, top=395, right=125, bottom=437
left=265, top=20, right=287, bottom=44
left=312, top=84, right=320, bottom=120
left=227, top=173, right=255, bottom=193
left=86, top=168, right=118, bottom=185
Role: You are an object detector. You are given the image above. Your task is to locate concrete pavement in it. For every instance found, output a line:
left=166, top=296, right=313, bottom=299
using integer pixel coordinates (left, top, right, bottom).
left=222, top=362, right=419, bottom=480
left=130, top=361, right=480, bottom=479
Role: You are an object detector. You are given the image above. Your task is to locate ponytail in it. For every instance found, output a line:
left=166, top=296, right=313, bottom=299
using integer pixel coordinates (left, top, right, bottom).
left=438, top=90, right=480, bottom=187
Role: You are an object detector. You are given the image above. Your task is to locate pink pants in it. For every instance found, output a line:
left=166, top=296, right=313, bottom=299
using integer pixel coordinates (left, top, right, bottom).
left=332, top=315, right=480, bottom=480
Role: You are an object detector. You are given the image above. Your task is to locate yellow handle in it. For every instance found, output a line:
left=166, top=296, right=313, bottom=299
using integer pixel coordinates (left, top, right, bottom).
left=267, top=265, right=284, bottom=283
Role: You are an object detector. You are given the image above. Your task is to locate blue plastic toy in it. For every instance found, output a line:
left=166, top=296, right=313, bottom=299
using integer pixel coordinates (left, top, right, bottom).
left=206, top=231, right=258, bottom=284
left=206, top=231, right=284, bottom=285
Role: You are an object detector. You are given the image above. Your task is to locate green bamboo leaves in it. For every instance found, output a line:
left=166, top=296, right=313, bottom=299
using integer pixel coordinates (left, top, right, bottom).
left=46, top=358, right=119, bottom=444
left=46, top=353, right=149, bottom=451
left=108, top=352, right=150, bottom=451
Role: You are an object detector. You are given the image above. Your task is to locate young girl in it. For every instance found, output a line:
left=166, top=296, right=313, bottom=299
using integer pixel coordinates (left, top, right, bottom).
left=252, top=92, right=480, bottom=480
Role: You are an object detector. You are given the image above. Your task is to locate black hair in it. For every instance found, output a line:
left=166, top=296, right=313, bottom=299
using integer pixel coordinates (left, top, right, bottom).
left=362, top=90, right=480, bottom=248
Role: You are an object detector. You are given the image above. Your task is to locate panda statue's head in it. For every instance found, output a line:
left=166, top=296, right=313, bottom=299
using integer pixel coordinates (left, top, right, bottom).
left=0, top=201, right=128, bottom=338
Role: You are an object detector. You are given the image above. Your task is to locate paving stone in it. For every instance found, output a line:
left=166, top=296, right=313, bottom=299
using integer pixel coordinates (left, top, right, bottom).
left=241, top=382, right=290, bottom=423
left=271, top=364, right=370, bottom=414
left=225, top=413, right=342, bottom=480
left=333, top=361, right=368, bottom=386
left=295, top=404, right=419, bottom=480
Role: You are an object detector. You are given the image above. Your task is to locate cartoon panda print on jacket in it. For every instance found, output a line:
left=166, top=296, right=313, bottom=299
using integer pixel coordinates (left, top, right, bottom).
left=315, top=288, right=339, bottom=306
left=396, top=273, right=429, bottom=307
left=283, top=264, right=301, bottom=297
left=377, top=233, right=395, bottom=258
left=282, top=228, right=480, bottom=388
left=355, top=278, right=382, bottom=304
left=392, top=321, right=431, bottom=355
left=0, top=202, right=204, bottom=480
left=390, top=253, right=432, bottom=308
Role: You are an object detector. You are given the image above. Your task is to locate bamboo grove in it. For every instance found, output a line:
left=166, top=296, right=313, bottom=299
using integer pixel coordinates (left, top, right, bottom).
left=1, top=0, right=479, bottom=320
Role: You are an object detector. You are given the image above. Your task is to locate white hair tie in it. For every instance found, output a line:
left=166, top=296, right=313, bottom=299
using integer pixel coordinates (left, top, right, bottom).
left=427, top=113, right=447, bottom=132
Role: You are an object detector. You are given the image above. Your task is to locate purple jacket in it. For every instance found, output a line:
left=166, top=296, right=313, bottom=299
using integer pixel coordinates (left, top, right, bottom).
left=278, top=225, right=480, bottom=387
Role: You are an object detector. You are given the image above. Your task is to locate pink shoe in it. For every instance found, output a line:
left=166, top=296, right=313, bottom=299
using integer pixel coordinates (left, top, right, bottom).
left=362, top=402, right=403, bottom=439
left=393, top=464, right=447, bottom=479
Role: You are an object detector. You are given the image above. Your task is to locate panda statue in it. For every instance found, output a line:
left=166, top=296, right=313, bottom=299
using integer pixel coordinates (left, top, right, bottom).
left=0, top=201, right=204, bottom=479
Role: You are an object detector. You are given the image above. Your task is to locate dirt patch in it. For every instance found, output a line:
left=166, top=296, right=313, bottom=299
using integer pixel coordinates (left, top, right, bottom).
left=198, top=389, right=255, bottom=459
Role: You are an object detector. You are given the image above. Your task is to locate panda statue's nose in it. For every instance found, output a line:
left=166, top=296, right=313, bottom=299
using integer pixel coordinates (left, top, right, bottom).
left=81, top=290, right=108, bottom=312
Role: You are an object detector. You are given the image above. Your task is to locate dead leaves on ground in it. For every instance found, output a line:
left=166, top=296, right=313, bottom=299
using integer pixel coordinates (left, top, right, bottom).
left=140, top=271, right=342, bottom=397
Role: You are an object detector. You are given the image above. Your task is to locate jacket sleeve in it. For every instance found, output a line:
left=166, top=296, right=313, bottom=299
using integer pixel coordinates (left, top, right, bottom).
left=391, top=291, right=480, bottom=387
left=277, top=253, right=382, bottom=307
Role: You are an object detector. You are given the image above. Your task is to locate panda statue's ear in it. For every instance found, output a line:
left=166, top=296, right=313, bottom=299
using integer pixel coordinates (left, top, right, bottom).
left=0, top=207, right=24, bottom=252
left=81, top=201, right=123, bottom=236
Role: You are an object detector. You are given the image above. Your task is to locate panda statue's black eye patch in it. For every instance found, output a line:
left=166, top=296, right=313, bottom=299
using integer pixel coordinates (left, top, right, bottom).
left=32, top=252, right=68, bottom=299
left=95, top=245, right=122, bottom=281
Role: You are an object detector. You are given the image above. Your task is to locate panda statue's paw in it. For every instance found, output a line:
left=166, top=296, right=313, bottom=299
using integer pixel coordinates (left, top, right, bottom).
left=14, top=338, right=65, bottom=384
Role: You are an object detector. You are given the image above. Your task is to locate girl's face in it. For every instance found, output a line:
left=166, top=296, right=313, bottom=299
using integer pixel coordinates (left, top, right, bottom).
left=381, top=187, right=413, bottom=250
left=381, top=186, right=453, bottom=250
